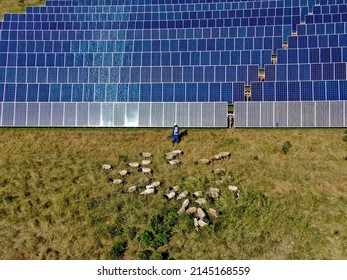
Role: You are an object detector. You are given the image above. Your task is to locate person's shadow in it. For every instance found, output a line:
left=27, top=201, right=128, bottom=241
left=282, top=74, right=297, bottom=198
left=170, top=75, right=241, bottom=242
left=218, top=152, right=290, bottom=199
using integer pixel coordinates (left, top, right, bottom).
left=179, top=129, right=188, bottom=141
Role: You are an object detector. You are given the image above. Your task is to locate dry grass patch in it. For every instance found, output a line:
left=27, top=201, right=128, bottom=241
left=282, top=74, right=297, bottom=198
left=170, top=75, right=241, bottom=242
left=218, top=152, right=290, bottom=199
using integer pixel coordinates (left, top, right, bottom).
left=0, top=128, right=346, bottom=259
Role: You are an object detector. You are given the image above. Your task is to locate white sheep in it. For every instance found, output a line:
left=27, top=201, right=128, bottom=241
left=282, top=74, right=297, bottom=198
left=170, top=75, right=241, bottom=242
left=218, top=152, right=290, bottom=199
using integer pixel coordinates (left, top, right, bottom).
left=141, top=167, right=152, bottom=174
left=126, top=186, right=137, bottom=193
left=111, top=179, right=123, bottom=185
left=146, top=184, right=154, bottom=189
left=119, top=170, right=129, bottom=177
left=228, top=185, right=238, bottom=192
left=165, top=150, right=183, bottom=160
left=197, top=208, right=206, bottom=220
left=208, top=187, right=220, bottom=199
left=208, top=208, right=219, bottom=218
left=212, top=152, right=230, bottom=161
left=140, top=188, right=156, bottom=195
left=128, top=162, right=140, bottom=168
left=177, top=191, right=189, bottom=200
left=165, top=153, right=177, bottom=160
left=140, top=152, right=152, bottom=158
left=197, top=219, right=208, bottom=228
left=102, top=164, right=113, bottom=170
left=151, top=181, right=161, bottom=187
left=168, top=159, right=181, bottom=166
left=194, top=218, right=208, bottom=231
left=186, top=207, right=197, bottom=215
left=178, top=199, right=189, bottom=214
left=194, top=218, right=199, bottom=230
left=164, top=191, right=176, bottom=200
left=170, top=186, right=179, bottom=192
left=141, top=159, right=151, bottom=165
left=192, top=191, right=202, bottom=199
left=171, top=150, right=184, bottom=156
left=195, top=198, right=207, bottom=206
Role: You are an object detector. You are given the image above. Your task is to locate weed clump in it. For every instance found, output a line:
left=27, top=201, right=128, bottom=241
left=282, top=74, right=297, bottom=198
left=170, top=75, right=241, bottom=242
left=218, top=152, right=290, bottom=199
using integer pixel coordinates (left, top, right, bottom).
left=109, top=240, right=127, bottom=260
left=282, top=141, right=292, bottom=155
left=138, top=210, right=178, bottom=250
left=118, top=154, right=128, bottom=163
left=343, top=136, right=347, bottom=143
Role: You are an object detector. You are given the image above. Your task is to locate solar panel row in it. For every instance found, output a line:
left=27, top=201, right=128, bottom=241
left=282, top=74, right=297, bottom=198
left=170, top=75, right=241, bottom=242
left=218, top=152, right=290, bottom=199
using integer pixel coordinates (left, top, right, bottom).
left=0, top=101, right=227, bottom=127
left=235, top=101, right=347, bottom=127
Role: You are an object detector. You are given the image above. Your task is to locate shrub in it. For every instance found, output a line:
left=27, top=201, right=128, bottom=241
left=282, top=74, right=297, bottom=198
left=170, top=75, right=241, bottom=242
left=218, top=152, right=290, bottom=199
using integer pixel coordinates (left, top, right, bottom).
left=118, top=154, right=128, bottom=163
left=138, top=250, right=152, bottom=260
left=139, top=230, right=154, bottom=246
left=253, top=155, right=259, bottom=160
left=282, top=141, right=292, bottom=155
left=343, top=136, right=347, bottom=143
left=109, top=240, right=127, bottom=260
left=150, top=251, right=164, bottom=260
left=151, top=232, right=170, bottom=249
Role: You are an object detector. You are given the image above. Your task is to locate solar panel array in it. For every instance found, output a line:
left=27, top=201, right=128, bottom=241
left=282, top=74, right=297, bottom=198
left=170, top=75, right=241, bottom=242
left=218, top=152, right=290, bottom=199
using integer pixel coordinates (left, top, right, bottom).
left=234, top=100, right=347, bottom=127
left=0, top=101, right=227, bottom=127
left=0, top=0, right=346, bottom=127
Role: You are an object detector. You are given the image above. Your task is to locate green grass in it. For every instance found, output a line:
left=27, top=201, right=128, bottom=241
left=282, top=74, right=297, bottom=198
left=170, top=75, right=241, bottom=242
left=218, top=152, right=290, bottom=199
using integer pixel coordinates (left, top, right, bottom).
left=0, top=128, right=346, bottom=260
left=0, top=0, right=45, bottom=20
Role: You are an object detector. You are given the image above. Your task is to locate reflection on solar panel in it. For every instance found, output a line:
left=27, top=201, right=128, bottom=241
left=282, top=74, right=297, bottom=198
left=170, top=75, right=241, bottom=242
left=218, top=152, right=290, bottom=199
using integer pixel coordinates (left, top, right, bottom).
left=0, top=102, right=227, bottom=127
left=0, top=0, right=346, bottom=127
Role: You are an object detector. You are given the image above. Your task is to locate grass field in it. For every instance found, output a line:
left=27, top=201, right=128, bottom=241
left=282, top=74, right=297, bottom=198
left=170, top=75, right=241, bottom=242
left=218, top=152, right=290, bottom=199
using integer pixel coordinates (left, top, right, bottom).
left=0, top=0, right=45, bottom=20
left=0, top=127, right=346, bottom=260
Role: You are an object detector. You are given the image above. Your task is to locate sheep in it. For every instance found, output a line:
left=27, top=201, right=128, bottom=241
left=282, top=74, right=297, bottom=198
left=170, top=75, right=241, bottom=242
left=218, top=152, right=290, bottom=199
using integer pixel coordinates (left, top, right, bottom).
left=192, top=191, right=203, bottom=199
left=208, top=208, right=219, bottom=218
left=141, top=167, right=153, bottom=174
left=119, top=170, right=129, bottom=177
left=178, top=199, right=189, bottom=214
left=168, top=159, right=181, bottom=166
left=194, top=218, right=208, bottom=231
left=146, top=184, right=154, bottom=189
left=151, top=181, right=161, bottom=187
left=128, top=162, right=140, bottom=168
left=110, top=178, right=123, bottom=185
left=102, top=164, right=113, bottom=170
left=228, top=185, right=238, bottom=192
left=197, top=219, right=208, bottom=229
left=140, top=152, right=152, bottom=158
left=164, top=191, right=176, bottom=200
left=186, top=207, right=197, bottom=215
left=177, top=191, right=189, bottom=200
left=140, top=188, right=156, bottom=195
left=172, top=150, right=184, bottom=156
left=211, top=152, right=231, bottom=161
left=197, top=208, right=206, bottom=220
left=170, top=186, right=179, bottom=192
left=165, top=152, right=177, bottom=160
left=124, top=186, right=137, bottom=193
left=195, top=198, right=207, bottom=206
left=141, top=159, right=151, bottom=166
left=194, top=218, right=199, bottom=230
left=165, top=150, right=184, bottom=160
left=227, top=186, right=240, bottom=201
left=195, top=158, right=211, bottom=165
left=208, top=187, right=220, bottom=199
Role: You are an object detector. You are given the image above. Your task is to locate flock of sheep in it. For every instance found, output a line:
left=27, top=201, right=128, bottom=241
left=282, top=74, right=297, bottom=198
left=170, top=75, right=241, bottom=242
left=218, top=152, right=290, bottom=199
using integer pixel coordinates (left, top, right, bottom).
left=101, top=150, right=239, bottom=231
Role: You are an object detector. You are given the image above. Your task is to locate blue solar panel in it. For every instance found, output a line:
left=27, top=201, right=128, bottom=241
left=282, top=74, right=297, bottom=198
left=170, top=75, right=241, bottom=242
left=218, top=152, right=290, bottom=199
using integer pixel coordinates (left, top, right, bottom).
left=0, top=0, right=346, bottom=129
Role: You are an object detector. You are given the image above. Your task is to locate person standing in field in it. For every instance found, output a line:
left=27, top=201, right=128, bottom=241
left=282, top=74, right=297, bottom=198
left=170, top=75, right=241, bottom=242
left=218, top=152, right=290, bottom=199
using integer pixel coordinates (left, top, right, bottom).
left=172, top=122, right=180, bottom=145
